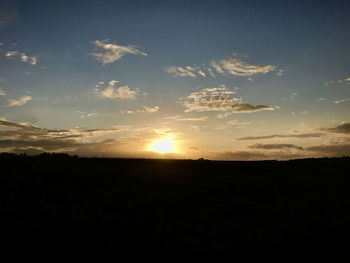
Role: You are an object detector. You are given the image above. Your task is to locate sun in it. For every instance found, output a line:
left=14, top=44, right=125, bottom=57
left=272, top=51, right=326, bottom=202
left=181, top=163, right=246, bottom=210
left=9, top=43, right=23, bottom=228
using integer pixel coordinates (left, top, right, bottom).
left=150, top=138, right=175, bottom=153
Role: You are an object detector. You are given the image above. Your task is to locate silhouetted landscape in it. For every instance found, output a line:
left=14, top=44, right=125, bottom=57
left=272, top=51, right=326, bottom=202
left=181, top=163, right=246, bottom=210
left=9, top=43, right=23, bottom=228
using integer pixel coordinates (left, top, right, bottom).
left=1, top=153, right=350, bottom=261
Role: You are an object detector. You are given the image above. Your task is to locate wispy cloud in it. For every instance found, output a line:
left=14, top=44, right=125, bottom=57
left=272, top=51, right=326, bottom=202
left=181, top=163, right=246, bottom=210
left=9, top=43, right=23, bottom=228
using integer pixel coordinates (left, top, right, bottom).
left=249, top=143, right=303, bottom=151
left=334, top=98, right=350, bottom=104
left=4, top=50, right=37, bottom=65
left=95, top=80, right=139, bottom=99
left=164, top=116, right=208, bottom=122
left=227, top=119, right=251, bottom=127
left=0, top=88, right=5, bottom=95
left=7, top=95, right=32, bottom=106
left=75, top=110, right=98, bottom=119
left=164, top=66, right=197, bottom=78
left=237, top=133, right=324, bottom=140
left=179, top=85, right=277, bottom=113
left=210, top=54, right=275, bottom=77
left=91, top=39, right=147, bottom=65
left=337, top=77, right=350, bottom=84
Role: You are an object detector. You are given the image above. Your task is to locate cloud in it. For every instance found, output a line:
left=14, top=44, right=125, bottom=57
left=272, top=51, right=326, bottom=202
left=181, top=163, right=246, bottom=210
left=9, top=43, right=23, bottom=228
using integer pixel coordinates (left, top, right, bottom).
left=334, top=98, right=350, bottom=104
left=276, top=68, right=286, bottom=76
left=0, top=117, right=125, bottom=153
left=91, top=39, right=147, bottom=64
left=197, top=70, right=206, bottom=77
left=249, top=143, right=303, bottom=151
left=325, top=123, right=350, bottom=134
left=0, top=0, right=18, bottom=29
left=227, top=120, right=251, bottom=127
left=306, top=144, right=350, bottom=157
left=165, top=116, right=208, bottom=122
left=179, top=85, right=277, bottom=113
left=95, top=80, right=139, bottom=99
left=210, top=54, right=275, bottom=77
left=0, top=118, right=181, bottom=158
left=289, top=92, right=298, bottom=100
left=4, top=50, right=37, bottom=65
left=237, top=133, right=324, bottom=140
left=7, top=95, right=32, bottom=106
left=142, top=106, right=159, bottom=113
left=216, top=112, right=233, bottom=119
left=207, top=68, right=215, bottom=77
left=0, top=88, right=5, bottom=95
left=337, top=77, right=350, bottom=84
left=76, top=110, right=98, bottom=119
left=165, top=66, right=197, bottom=78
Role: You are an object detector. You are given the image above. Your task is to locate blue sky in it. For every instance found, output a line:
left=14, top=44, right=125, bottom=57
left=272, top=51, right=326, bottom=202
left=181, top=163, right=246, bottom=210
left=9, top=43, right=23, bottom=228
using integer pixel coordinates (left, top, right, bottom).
left=0, top=0, right=349, bottom=159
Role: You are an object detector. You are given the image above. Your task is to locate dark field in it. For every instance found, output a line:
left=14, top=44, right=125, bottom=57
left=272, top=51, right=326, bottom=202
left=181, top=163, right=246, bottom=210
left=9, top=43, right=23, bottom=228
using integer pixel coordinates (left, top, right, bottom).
left=1, top=154, right=350, bottom=261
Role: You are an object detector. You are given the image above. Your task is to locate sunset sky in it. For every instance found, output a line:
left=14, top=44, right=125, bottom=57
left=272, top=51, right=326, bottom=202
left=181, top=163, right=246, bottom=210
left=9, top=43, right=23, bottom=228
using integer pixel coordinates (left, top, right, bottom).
left=0, top=0, right=349, bottom=159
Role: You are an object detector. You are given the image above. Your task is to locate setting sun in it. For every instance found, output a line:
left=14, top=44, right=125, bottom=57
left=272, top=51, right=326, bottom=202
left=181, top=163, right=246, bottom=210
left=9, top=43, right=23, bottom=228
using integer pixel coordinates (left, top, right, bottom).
left=150, top=139, right=175, bottom=153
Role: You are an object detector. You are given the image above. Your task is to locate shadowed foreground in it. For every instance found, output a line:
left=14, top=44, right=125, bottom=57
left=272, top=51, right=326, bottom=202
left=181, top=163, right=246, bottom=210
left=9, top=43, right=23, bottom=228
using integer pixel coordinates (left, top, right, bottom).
left=1, top=154, right=350, bottom=261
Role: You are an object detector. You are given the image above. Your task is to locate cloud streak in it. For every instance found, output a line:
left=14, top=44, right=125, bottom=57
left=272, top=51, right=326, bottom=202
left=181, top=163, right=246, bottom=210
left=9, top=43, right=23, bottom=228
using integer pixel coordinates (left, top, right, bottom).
left=91, top=39, right=147, bottom=64
left=249, top=143, right=303, bottom=151
left=7, top=95, right=32, bottom=106
left=237, top=133, right=324, bottom=140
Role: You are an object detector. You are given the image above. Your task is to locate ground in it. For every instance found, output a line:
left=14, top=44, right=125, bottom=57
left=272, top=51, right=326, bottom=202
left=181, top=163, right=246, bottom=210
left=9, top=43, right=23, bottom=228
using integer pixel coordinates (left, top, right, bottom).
left=1, top=154, right=350, bottom=261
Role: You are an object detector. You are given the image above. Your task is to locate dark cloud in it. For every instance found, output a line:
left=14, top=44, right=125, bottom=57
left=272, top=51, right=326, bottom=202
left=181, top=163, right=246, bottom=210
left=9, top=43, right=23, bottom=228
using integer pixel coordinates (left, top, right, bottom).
left=0, top=118, right=123, bottom=154
left=306, top=144, right=350, bottom=157
left=237, top=133, right=324, bottom=140
left=325, top=123, right=350, bottom=134
left=249, top=143, right=303, bottom=151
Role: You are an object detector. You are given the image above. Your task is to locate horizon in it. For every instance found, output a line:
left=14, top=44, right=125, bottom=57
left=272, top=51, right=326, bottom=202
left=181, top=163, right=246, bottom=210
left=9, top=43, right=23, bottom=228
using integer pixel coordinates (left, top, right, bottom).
left=1, top=0, right=350, bottom=160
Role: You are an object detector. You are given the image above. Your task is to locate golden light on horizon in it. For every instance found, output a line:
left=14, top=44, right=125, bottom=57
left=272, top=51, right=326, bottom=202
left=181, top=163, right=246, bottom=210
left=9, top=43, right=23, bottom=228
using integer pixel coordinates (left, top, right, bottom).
left=150, top=138, right=175, bottom=153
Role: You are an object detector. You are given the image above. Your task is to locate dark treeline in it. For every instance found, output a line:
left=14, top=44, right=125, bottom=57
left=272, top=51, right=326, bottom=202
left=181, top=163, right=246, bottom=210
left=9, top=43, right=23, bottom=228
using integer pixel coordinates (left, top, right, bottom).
left=1, top=154, right=350, bottom=261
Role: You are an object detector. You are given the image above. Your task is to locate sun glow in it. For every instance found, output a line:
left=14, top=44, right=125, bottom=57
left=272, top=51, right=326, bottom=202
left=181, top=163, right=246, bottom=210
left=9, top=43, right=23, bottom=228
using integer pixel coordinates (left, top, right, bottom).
left=150, top=138, right=175, bottom=153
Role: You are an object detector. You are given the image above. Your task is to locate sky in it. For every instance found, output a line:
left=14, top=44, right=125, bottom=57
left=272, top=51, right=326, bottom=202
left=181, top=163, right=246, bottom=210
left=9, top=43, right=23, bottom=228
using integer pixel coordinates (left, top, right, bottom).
left=0, top=0, right=349, bottom=160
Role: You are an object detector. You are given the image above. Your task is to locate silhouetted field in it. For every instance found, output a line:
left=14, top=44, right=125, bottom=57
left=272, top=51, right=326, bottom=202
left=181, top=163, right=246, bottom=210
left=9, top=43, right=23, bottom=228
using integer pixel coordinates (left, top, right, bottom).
left=1, top=154, right=350, bottom=261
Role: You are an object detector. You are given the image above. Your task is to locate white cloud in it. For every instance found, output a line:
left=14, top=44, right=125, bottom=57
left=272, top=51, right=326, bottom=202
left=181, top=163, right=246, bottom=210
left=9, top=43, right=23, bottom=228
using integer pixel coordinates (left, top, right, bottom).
left=91, top=39, right=147, bottom=64
left=338, top=77, right=350, bottom=84
left=165, top=66, right=196, bottom=78
left=142, top=106, right=159, bottom=113
left=0, top=88, right=5, bottom=95
left=7, top=95, right=32, bottom=106
left=4, top=50, right=37, bottom=65
left=179, top=85, right=277, bottom=113
left=210, top=54, right=275, bottom=77
left=334, top=98, right=350, bottom=104
left=197, top=70, right=206, bottom=77
left=95, top=80, right=139, bottom=99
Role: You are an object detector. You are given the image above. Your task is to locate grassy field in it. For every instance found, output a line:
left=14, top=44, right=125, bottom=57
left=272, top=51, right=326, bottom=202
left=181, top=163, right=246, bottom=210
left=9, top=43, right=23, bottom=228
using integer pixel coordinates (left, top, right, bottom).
left=1, top=154, right=350, bottom=261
